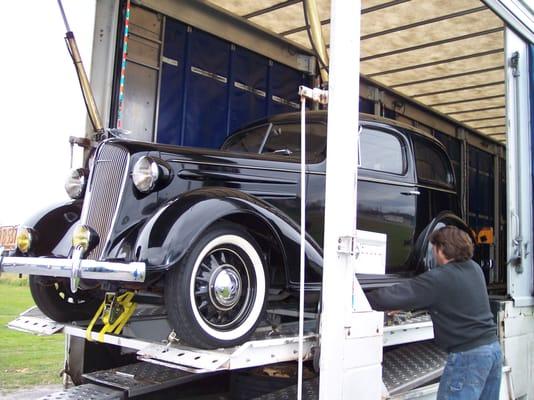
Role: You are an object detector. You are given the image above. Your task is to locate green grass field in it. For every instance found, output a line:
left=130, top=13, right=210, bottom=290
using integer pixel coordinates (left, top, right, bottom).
left=0, top=274, right=64, bottom=391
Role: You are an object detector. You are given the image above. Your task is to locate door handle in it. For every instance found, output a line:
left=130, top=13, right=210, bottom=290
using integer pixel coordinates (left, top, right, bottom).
left=401, top=190, right=420, bottom=196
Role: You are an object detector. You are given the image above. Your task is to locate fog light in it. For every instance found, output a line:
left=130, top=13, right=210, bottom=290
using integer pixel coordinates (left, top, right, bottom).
left=72, top=225, right=98, bottom=252
left=16, top=227, right=33, bottom=253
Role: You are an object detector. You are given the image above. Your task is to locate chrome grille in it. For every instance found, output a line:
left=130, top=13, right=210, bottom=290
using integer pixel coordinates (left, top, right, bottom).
left=83, top=143, right=129, bottom=260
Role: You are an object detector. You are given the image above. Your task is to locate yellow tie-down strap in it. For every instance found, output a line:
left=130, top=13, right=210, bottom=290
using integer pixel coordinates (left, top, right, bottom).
left=86, top=291, right=137, bottom=342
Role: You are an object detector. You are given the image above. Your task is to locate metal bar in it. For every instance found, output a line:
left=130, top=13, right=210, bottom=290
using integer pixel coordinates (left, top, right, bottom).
left=428, top=94, right=505, bottom=107
left=362, top=6, right=488, bottom=41
left=243, top=0, right=302, bottom=19
left=459, top=114, right=506, bottom=123
left=280, top=19, right=329, bottom=37
left=361, top=0, right=410, bottom=15
left=446, top=105, right=505, bottom=115
left=153, top=16, right=165, bottom=142
left=390, top=66, right=503, bottom=89
left=361, top=27, right=504, bottom=62
left=366, top=49, right=504, bottom=78
left=486, top=132, right=506, bottom=136
left=412, top=80, right=504, bottom=98
left=474, top=124, right=506, bottom=129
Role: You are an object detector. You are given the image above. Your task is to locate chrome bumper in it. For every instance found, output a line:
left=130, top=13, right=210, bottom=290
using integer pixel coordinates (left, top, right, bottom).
left=0, top=248, right=145, bottom=285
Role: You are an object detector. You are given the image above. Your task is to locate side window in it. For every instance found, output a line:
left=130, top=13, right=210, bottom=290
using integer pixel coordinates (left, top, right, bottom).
left=261, top=123, right=326, bottom=162
left=360, top=129, right=405, bottom=174
left=222, top=122, right=327, bottom=163
left=220, top=124, right=268, bottom=153
left=412, top=136, right=454, bottom=187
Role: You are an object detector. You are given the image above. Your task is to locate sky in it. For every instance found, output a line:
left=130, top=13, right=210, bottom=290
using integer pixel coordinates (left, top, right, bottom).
left=0, top=1, right=96, bottom=225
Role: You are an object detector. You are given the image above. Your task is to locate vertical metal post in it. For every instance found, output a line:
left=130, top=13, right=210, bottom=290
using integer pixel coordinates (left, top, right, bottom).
left=505, top=28, right=534, bottom=306
left=319, top=1, right=383, bottom=399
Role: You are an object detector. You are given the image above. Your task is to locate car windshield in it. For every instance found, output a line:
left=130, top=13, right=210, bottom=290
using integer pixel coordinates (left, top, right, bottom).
left=221, top=122, right=327, bottom=163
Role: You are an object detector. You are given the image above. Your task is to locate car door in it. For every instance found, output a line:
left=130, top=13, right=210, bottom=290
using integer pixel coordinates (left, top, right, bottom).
left=356, top=125, right=418, bottom=274
left=306, top=123, right=418, bottom=279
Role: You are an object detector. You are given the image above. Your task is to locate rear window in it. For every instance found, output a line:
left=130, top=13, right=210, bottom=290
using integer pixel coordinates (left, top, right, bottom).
left=221, top=122, right=327, bottom=163
left=412, top=136, right=454, bottom=187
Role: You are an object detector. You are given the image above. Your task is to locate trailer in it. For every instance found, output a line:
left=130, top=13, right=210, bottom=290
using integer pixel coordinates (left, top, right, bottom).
left=2, top=0, right=534, bottom=399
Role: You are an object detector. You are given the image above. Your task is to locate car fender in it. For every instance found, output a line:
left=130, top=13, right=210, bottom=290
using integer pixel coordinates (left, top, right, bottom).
left=17, top=200, right=83, bottom=256
left=134, top=187, right=323, bottom=277
left=411, top=211, right=474, bottom=273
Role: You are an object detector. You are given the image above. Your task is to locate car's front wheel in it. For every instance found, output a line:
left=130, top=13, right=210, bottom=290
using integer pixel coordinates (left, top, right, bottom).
left=29, top=276, right=102, bottom=322
left=165, top=222, right=268, bottom=349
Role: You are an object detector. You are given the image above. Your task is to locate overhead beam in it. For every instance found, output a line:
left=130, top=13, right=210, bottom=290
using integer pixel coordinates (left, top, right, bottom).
left=366, top=49, right=504, bottom=78
left=390, top=66, right=503, bottom=88
left=472, top=123, right=506, bottom=129
left=428, top=94, right=505, bottom=107
left=243, top=0, right=301, bottom=19
left=460, top=114, right=506, bottom=123
left=412, top=80, right=504, bottom=98
left=446, top=105, right=505, bottom=115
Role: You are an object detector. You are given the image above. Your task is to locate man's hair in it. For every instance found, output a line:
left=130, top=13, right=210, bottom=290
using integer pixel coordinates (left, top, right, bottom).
left=429, top=226, right=474, bottom=262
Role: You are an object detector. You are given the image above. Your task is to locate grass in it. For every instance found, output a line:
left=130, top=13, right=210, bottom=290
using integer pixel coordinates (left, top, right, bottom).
left=0, top=274, right=64, bottom=391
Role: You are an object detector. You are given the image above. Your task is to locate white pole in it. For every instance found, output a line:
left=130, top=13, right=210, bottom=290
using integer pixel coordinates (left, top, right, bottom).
left=319, top=0, right=363, bottom=399
left=297, top=96, right=307, bottom=400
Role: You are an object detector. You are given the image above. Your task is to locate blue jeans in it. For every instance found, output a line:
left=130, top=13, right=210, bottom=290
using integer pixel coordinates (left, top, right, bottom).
left=437, top=341, right=502, bottom=400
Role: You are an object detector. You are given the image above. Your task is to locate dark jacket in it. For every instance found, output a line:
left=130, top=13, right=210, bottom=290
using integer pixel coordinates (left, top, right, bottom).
left=366, top=259, right=497, bottom=352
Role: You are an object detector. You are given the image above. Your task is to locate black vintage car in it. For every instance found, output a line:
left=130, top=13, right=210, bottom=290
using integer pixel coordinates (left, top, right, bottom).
left=0, top=111, right=468, bottom=348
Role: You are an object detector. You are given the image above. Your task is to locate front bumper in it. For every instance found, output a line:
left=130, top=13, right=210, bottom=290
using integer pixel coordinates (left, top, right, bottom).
left=0, top=247, right=145, bottom=285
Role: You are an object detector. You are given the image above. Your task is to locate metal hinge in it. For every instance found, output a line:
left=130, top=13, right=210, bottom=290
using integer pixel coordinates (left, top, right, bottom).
left=510, top=51, right=520, bottom=77
left=298, top=85, right=329, bottom=105
left=337, top=236, right=358, bottom=257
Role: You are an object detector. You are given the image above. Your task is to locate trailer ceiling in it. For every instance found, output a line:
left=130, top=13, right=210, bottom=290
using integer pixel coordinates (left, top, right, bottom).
left=206, top=0, right=506, bottom=143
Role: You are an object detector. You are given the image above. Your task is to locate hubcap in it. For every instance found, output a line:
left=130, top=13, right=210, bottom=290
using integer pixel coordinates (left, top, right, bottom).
left=193, top=247, right=254, bottom=330
left=211, top=267, right=242, bottom=310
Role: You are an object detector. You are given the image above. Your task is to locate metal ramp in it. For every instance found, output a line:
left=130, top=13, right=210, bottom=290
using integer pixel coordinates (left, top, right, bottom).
left=8, top=306, right=433, bottom=371
left=253, top=341, right=446, bottom=399
left=10, top=306, right=440, bottom=399
left=37, top=362, right=203, bottom=400
left=383, top=341, right=447, bottom=396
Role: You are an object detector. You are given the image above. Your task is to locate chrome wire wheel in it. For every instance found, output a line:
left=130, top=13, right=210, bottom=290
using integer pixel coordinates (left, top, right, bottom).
left=189, top=234, right=266, bottom=342
left=194, top=246, right=253, bottom=330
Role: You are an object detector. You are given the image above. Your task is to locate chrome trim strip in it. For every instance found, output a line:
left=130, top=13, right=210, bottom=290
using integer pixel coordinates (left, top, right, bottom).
left=415, top=184, right=456, bottom=194
left=168, top=158, right=307, bottom=174
left=0, top=256, right=145, bottom=282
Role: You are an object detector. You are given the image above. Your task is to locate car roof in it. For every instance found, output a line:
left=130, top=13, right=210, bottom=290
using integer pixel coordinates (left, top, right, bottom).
left=236, top=110, right=441, bottom=144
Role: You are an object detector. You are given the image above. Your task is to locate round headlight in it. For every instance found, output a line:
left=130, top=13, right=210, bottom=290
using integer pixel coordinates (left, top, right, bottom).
left=65, top=168, right=87, bottom=199
left=132, top=156, right=159, bottom=193
left=16, top=227, right=33, bottom=254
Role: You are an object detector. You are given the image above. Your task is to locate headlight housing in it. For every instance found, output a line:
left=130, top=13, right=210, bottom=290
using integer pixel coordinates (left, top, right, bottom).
left=16, top=227, right=34, bottom=254
left=65, top=168, right=88, bottom=199
left=132, top=156, right=160, bottom=193
left=72, top=225, right=99, bottom=253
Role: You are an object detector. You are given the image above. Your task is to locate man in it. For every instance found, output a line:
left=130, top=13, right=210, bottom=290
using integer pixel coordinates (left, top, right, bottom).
left=367, top=226, right=502, bottom=399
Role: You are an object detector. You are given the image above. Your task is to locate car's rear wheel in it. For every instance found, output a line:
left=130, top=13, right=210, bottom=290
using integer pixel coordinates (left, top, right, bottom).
left=29, top=276, right=102, bottom=322
left=165, top=222, right=267, bottom=349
